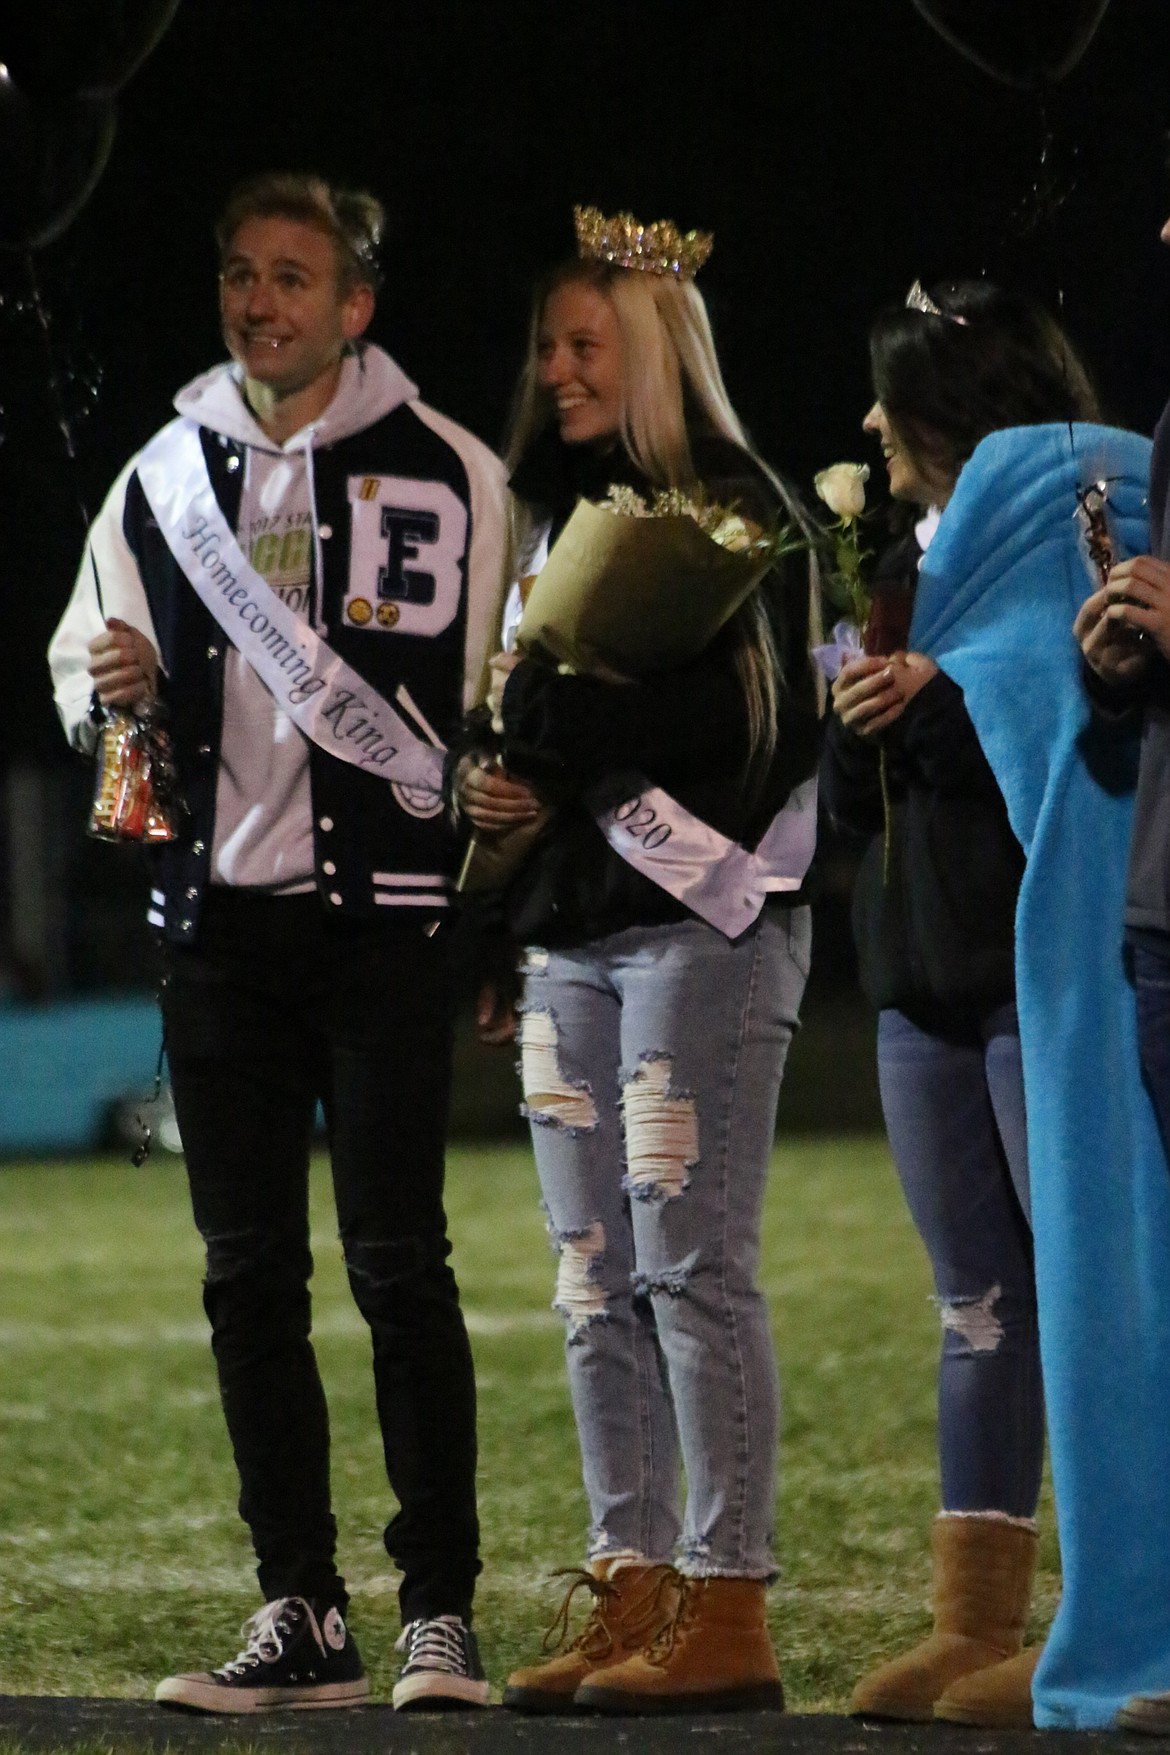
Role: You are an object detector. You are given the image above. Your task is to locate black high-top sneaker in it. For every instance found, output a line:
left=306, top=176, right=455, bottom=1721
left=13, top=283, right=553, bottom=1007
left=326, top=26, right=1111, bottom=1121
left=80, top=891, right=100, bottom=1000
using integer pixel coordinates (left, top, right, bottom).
left=155, top=1596, right=369, bottom=1713
left=392, top=1615, right=490, bottom=1710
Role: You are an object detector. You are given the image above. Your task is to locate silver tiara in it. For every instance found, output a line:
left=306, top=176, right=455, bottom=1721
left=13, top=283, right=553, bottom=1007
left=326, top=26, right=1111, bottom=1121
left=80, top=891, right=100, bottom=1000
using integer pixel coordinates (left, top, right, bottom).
left=905, top=280, right=968, bottom=326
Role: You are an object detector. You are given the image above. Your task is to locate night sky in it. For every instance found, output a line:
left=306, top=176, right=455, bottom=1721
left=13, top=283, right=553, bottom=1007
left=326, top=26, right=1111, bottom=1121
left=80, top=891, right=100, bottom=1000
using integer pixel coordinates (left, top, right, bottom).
left=3, top=0, right=1170, bottom=766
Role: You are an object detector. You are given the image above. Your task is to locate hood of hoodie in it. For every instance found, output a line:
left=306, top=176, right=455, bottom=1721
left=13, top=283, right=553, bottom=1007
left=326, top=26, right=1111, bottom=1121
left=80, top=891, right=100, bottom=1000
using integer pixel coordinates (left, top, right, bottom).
left=172, top=342, right=419, bottom=454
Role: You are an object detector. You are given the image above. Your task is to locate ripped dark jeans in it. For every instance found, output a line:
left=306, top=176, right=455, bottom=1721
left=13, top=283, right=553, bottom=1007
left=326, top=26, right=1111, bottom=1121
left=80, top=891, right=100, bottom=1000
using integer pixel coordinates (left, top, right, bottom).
left=876, top=1002, right=1042, bottom=1518
left=161, top=889, right=479, bottom=1624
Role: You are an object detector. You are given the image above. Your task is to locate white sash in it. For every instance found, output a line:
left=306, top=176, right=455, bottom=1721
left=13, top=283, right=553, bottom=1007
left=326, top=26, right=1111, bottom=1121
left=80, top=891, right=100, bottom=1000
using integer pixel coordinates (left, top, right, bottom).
left=589, top=774, right=817, bottom=940
left=136, top=419, right=444, bottom=799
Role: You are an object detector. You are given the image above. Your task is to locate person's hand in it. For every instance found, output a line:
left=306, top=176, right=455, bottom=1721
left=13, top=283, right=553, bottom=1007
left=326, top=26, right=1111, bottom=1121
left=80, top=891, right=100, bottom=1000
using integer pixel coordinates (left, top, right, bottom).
left=87, top=617, right=158, bottom=710
left=475, top=978, right=517, bottom=1047
left=1074, top=584, right=1151, bottom=687
left=888, top=649, right=939, bottom=706
left=1106, top=557, right=1170, bottom=660
left=832, top=650, right=940, bottom=737
left=833, top=654, right=904, bottom=735
left=456, top=753, right=543, bottom=833
left=1075, top=555, right=1170, bottom=682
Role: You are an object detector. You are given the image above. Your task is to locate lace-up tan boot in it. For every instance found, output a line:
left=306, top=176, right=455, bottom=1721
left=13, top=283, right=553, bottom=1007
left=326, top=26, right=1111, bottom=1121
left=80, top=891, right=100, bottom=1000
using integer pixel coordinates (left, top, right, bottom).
left=574, top=1575, right=785, bottom=1714
left=502, top=1559, right=680, bottom=1715
left=850, top=1515, right=1038, bottom=1722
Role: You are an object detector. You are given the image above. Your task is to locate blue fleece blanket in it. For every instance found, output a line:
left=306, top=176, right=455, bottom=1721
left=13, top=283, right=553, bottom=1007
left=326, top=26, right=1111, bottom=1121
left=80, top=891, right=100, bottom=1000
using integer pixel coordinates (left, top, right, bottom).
left=911, top=422, right=1170, bottom=1729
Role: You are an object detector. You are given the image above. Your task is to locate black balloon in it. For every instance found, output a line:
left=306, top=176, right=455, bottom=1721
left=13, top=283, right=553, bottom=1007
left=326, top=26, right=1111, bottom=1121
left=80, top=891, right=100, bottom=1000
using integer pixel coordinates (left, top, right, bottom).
left=5, top=0, right=181, bottom=99
left=0, top=73, right=116, bottom=253
left=909, top=0, right=1112, bottom=88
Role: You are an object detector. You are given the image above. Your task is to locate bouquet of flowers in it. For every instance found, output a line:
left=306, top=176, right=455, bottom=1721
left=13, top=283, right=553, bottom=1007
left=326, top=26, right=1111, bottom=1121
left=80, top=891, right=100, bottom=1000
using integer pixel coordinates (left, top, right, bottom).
left=515, top=485, right=805, bottom=678
left=459, top=485, right=804, bottom=895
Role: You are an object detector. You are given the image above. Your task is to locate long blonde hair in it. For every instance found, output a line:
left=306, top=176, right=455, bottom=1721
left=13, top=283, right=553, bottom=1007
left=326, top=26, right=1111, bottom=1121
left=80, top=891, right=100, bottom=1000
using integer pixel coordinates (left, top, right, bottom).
left=508, top=261, right=821, bottom=769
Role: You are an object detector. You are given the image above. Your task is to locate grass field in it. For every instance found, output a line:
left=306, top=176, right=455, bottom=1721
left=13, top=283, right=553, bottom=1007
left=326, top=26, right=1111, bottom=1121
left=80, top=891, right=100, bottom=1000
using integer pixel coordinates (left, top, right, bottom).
left=0, top=1132, right=1059, bottom=1713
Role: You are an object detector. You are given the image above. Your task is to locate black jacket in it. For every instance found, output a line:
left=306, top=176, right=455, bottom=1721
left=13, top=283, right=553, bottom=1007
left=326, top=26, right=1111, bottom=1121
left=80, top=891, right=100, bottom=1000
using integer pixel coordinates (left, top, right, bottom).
left=490, top=431, right=821, bottom=948
left=820, top=541, right=1023, bottom=1022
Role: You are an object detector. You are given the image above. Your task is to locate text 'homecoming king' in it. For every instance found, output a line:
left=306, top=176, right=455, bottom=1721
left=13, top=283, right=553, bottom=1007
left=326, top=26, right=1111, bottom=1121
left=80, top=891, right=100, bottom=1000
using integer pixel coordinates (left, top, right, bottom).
left=50, top=340, right=508, bottom=941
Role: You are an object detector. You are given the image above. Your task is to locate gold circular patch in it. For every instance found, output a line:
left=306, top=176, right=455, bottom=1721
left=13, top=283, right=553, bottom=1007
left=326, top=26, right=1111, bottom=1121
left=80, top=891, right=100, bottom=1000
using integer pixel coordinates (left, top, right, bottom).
left=376, top=601, right=401, bottom=628
left=347, top=597, right=372, bottom=625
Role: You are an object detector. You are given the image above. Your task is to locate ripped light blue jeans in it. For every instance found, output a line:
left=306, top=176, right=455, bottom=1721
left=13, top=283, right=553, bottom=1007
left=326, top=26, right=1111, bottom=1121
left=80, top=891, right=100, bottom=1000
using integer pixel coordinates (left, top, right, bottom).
left=518, top=908, right=810, bottom=1579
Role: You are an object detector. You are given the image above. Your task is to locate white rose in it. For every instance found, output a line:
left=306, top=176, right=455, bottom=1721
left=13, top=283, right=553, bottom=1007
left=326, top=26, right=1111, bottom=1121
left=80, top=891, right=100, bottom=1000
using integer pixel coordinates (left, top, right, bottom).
left=709, top=513, right=755, bottom=553
left=814, top=462, right=870, bottom=522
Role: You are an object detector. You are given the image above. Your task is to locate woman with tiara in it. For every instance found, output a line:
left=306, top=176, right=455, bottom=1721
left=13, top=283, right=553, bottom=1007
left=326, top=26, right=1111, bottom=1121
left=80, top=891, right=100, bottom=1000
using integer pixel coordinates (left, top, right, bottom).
left=822, top=279, right=1100, bottom=1730
left=887, top=281, right=1170, bottom=1735
left=457, top=206, right=820, bottom=1715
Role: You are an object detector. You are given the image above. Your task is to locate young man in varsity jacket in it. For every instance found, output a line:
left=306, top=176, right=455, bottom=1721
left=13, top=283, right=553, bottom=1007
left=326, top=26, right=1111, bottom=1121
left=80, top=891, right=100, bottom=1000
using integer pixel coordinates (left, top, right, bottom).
left=49, top=173, right=508, bottom=1714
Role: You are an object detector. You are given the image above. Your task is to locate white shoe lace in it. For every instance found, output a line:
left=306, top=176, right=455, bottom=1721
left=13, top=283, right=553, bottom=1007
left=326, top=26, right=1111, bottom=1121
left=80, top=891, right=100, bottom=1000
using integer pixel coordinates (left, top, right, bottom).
left=395, top=1615, right=468, bottom=1675
left=216, top=1596, right=316, bottom=1678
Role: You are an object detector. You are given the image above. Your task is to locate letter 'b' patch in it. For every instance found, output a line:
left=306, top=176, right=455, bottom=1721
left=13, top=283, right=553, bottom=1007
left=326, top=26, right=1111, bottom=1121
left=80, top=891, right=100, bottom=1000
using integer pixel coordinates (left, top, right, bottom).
left=346, top=475, right=466, bottom=636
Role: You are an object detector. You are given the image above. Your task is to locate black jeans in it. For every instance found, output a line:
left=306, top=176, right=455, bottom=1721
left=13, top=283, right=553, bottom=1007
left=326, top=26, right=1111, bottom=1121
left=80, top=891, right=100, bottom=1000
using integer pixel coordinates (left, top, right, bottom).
left=161, top=889, right=480, bottom=1624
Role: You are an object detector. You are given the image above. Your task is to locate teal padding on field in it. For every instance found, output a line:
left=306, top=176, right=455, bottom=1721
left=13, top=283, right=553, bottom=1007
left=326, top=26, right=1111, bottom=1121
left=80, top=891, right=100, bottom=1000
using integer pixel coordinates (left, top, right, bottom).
left=0, top=997, right=160, bottom=1152
left=913, top=422, right=1170, bottom=1729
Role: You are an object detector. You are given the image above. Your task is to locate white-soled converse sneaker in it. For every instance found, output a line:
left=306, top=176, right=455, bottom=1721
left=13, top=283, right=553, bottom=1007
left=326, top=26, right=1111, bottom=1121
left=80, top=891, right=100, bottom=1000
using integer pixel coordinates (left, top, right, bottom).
left=392, top=1615, right=490, bottom=1710
left=155, top=1596, right=369, bottom=1713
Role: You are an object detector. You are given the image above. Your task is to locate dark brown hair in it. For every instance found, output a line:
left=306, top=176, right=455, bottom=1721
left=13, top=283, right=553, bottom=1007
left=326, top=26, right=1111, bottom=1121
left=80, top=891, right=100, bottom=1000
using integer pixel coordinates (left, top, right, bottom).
left=870, top=279, right=1100, bottom=488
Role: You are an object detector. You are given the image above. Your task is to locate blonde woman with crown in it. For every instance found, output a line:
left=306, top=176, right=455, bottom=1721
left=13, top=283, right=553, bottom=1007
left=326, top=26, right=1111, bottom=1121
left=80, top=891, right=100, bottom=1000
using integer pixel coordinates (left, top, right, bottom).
left=458, top=207, right=820, bottom=1714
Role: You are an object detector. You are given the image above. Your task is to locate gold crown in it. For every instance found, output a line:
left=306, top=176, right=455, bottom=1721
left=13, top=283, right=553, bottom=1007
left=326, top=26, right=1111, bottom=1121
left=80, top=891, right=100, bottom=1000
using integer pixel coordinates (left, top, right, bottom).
left=574, top=204, right=713, bottom=280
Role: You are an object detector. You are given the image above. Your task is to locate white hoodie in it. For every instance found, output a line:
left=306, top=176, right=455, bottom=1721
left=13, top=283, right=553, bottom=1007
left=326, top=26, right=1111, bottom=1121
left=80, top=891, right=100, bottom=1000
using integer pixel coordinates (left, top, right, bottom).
left=177, top=347, right=421, bottom=891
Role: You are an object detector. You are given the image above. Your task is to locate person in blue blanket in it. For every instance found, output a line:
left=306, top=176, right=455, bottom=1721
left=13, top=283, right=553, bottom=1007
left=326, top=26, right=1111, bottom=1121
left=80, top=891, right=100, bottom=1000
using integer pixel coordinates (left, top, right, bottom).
left=867, top=292, right=1164, bottom=1729
left=822, top=279, right=1100, bottom=1731
left=1074, top=203, right=1170, bottom=1740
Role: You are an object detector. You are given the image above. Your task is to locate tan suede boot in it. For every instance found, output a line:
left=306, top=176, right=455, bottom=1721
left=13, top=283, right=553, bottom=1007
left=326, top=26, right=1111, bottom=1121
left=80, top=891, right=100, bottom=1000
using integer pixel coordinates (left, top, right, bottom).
left=574, top=1575, right=784, bottom=1715
left=934, top=1642, right=1042, bottom=1726
left=502, top=1560, right=680, bottom=1714
left=850, top=1515, right=1037, bottom=1722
